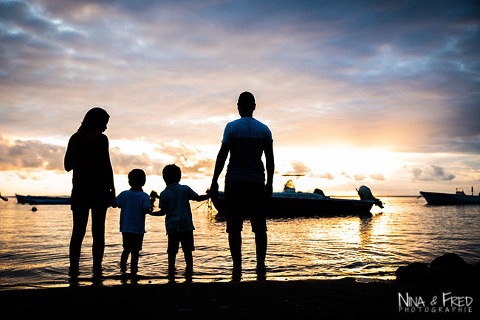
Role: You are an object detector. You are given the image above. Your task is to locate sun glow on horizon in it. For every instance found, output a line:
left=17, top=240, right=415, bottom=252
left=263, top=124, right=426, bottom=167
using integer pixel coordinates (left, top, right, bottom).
left=276, top=145, right=403, bottom=179
left=0, top=133, right=478, bottom=197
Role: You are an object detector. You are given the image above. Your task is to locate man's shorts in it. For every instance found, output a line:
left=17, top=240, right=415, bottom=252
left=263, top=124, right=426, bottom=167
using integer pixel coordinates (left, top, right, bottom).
left=122, top=232, right=144, bottom=251
left=225, top=180, right=267, bottom=233
left=168, top=231, right=195, bottom=254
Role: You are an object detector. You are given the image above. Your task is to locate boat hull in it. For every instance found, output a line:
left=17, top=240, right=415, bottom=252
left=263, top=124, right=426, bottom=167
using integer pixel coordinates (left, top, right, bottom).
left=16, top=195, right=71, bottom=205
left=420, top=191, right=480, bottom=205
left=212, top=192, right=374, bottom=217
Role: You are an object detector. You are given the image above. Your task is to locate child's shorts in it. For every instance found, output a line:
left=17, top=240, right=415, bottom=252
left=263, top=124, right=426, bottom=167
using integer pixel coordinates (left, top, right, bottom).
left=122, top=232, right=144, bottom=251
left=167, top=231, right=195, bottom=254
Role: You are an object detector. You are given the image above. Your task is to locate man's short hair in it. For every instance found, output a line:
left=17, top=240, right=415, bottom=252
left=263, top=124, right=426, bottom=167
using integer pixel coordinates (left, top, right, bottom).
left=237, top=91, right=256, bottom=112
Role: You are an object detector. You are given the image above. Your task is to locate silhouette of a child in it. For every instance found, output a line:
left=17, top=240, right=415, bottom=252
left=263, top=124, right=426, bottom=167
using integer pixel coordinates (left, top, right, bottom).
left=150, top=164, right=210, bottom=280
left=114, top=169, right=151, bottom=276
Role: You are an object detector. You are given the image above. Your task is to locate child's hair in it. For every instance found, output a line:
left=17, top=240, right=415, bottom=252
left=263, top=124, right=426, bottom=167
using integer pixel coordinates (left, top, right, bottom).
left=128, top=169, right=146, bottom=188
left=162, top=164, right=181, bottom=184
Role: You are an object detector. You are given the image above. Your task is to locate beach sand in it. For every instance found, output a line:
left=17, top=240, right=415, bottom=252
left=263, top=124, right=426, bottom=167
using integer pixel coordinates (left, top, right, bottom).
left=1, top=278, right=477, bottom=319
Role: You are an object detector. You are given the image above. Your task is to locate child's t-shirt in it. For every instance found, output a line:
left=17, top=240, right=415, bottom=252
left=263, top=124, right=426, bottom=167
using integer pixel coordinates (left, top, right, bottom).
left=159, top=183, right=198, bottom=235
left=115, top=189, right=150, bottom=234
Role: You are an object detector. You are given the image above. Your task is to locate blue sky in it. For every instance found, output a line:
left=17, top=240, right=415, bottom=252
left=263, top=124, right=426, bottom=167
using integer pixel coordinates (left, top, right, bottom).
left=0, top=0, right=479, bottom=196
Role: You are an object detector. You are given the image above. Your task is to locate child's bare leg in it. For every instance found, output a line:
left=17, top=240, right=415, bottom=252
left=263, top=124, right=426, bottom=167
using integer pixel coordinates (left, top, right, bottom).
left=120, top=249, right=129, bottom=273
left=168, top=251, right=176, bottom=277
left=131, top=250, right=140, bottom=275
left=184, top=250, right=193, bottom=274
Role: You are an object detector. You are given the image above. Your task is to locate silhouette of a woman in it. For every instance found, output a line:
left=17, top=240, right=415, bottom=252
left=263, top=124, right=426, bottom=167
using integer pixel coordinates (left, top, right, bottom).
left=65, top=107, right=115, bottom=278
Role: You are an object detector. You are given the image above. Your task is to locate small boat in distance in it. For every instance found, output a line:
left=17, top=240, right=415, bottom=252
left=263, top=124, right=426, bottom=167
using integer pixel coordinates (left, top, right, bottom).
left=211, top=180, right=383, bottom=217
left=420, top=188, right=480, bottom=205
left=16, top=194, right=71, bottom=205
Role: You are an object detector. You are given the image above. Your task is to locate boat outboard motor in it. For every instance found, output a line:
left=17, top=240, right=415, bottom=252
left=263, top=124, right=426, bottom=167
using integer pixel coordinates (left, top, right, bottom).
left=357, top=185, right=384, bottom=208
left=313, top=188, right=326, bottom=197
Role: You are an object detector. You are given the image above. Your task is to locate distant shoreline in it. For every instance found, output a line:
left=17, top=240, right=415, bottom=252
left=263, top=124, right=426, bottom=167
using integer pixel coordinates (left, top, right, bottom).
left=1, top=194, right=423, bottom=199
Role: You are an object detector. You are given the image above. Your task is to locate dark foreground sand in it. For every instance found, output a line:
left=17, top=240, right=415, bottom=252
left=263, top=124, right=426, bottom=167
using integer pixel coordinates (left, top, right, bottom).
left=1, top=279, right=478, bottom=319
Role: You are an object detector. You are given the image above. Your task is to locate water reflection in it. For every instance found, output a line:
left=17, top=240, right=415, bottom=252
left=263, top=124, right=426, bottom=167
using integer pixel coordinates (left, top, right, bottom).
left=358, top=213, right=386, bottom=246
left=1, top=197, right=480, bottom=289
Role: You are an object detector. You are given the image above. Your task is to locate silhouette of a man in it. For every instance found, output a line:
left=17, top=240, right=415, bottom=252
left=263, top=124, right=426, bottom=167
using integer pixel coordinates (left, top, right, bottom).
left=211, top=91, right=274, bottom=280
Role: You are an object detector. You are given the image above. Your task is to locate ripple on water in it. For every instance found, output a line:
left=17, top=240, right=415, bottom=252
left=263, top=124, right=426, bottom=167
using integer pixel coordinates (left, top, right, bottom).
left=1, top=197, right=480, bottom=288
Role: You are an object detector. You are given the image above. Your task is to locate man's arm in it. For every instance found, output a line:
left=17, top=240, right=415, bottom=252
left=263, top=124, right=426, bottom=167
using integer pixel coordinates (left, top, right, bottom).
left=210, top=143, right=230, bottom=193
left=264, top=143, right=274, bottom=197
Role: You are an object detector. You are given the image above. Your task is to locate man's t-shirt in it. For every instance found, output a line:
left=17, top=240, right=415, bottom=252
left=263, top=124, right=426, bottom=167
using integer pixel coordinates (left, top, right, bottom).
left=222, top=117, right=273, bottom=183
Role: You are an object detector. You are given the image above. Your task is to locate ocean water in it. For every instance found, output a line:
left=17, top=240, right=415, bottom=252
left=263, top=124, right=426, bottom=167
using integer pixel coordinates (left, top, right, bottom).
left=1, top=196, right=480, bottom=290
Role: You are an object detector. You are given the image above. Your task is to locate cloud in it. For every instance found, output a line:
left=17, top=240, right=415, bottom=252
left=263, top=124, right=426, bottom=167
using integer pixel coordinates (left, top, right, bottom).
left=109, top=148, right=159, bottom=175
left=0, top=136, right=215, bottom=179
left=284, top=161, right=311, bottom=176
left=0, top=0, right=479, bottom=164
left=155, top=140, right=215, bottom=177
left=369, top=173, right=385, bottom=181
left=339, top=172, right=384, bottom=182
left=353, top=174, right=367, bottom=181
left=313, top=172, right=335, bottom=180
left=283, top=160, right=336, bottom=180
left=0, top=136, right=65, bottom=171
left=0, top=0, right=58, bottom=34
left=405, top=164, right=456, bottom=181
left=341, top=172, right=351, bottom=180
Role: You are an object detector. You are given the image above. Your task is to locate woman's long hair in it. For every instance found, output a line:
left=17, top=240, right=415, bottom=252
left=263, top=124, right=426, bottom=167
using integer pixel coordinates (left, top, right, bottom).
left=78, top=107, right=110, bottom=132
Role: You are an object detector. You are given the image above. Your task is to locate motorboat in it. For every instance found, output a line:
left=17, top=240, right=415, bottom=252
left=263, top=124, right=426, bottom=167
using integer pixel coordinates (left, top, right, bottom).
left=211, top=181, right=382, bottom=217
left=16, top=194, right=71, bottom=205
left=420, top=188, right=480, bottom=205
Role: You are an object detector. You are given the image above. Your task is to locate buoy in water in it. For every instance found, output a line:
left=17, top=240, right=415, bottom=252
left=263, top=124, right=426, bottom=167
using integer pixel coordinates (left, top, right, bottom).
left=32, top=207, right=37, bottom=212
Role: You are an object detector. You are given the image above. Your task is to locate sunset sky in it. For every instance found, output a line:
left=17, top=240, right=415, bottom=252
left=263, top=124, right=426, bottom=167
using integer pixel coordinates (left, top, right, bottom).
left=1, top=0, right=479, bottom=197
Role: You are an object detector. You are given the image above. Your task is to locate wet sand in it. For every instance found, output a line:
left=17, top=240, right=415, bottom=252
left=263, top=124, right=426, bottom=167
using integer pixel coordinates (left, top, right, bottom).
left=1, top=278, right=477, bottom=319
